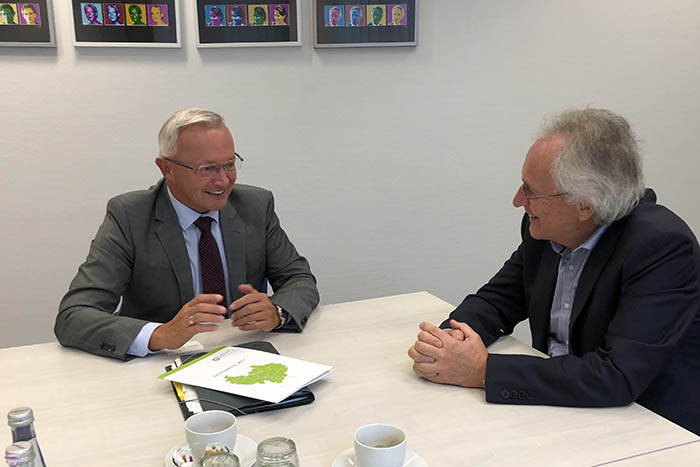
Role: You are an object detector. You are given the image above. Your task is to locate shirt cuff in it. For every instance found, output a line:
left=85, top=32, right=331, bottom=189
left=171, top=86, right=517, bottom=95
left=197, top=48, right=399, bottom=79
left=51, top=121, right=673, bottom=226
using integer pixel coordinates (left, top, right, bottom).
left=126, top=322, right=162, bottom=357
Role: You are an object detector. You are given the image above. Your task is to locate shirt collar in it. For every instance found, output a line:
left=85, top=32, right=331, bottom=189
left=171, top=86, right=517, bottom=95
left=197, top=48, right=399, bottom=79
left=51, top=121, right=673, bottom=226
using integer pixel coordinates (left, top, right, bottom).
left=550, top=224, right=609, bottom=255
left=166, top=185, right=220, bottom=231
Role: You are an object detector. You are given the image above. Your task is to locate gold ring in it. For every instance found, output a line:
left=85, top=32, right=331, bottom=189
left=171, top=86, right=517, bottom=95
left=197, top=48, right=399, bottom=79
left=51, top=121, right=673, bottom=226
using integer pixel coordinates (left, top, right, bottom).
left=188, top=316, right=194, bottom=326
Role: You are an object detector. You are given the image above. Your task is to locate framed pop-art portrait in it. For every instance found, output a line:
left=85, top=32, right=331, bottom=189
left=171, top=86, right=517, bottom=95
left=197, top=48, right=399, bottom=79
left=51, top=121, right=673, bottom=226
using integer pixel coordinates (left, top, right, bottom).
left=194, top=0, right=300, bottom=48
left=71, top=0, right=181, bottom=47
left=0, top=0, right=55, bottom=47
left=312, top=0, right=417, bottom=48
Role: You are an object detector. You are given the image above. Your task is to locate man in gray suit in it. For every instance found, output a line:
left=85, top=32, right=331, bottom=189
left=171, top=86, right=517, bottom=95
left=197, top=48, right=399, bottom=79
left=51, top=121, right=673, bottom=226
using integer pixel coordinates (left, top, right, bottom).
left=55, top=108, right=319, bottom=360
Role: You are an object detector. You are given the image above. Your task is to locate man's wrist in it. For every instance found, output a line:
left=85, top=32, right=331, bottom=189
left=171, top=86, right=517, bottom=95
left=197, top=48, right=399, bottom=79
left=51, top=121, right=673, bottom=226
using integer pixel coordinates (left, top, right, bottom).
left=148, top=324, right=166, bottom=351
left=481, top=354, right=488, bottom=389
left=141, top=322, right=164, bottom=354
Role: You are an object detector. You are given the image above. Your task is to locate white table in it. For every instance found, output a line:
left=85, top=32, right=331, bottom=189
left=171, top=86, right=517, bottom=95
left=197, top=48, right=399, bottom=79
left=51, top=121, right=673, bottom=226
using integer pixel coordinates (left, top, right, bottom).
left=2, top=292, right=698, bottom=466
left=593, top=440, right=700, bottom=466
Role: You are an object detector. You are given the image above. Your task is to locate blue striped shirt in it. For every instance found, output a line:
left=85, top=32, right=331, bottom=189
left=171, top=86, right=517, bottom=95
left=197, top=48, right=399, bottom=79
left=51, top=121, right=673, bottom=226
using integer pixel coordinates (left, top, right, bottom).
left=547, top=224, right=609, bottom=357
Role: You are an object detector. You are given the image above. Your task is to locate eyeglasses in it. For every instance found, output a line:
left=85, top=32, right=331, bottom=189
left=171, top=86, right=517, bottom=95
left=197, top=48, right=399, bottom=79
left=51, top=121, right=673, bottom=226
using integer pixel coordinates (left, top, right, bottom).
left=162, top=153, right=244, bottom=177
left=521, top=183, right=568, bottom=202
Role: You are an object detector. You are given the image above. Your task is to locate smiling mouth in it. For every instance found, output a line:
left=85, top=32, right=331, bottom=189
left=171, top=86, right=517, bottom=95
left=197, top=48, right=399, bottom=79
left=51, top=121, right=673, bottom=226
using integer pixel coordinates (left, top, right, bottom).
left=206, top=190, right=225, bottom=196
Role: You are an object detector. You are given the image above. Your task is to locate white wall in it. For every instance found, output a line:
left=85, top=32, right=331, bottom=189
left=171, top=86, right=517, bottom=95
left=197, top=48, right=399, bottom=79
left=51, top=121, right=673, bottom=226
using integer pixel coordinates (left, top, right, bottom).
left=2, top=0, right=699, bottom=349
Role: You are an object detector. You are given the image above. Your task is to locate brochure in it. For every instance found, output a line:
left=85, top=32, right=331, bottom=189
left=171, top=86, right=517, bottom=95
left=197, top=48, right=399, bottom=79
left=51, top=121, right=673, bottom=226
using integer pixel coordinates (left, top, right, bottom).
left=159, top=345, right=332, bottom=403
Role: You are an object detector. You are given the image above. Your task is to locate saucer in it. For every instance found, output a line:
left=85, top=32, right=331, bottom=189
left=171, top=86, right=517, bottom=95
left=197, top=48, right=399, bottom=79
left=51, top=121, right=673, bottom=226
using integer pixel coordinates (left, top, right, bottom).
left=331, top=447, right=427, bottom=467
left=165, top=434, right=257, bottom=467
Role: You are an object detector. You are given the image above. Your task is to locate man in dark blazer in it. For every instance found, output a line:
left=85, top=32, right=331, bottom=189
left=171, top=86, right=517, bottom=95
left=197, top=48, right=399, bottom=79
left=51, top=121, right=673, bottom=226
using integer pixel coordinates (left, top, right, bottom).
left=408, top=108, right=700, bottom=434
left=55, top=108, right=319, bottom=360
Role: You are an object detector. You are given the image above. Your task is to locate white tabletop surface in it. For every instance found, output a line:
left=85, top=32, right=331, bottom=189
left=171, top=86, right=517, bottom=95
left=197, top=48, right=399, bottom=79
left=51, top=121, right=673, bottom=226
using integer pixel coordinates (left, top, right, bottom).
left=1, top=292, right=698, bottom=466
left=594, top=440, right=700, bottom=466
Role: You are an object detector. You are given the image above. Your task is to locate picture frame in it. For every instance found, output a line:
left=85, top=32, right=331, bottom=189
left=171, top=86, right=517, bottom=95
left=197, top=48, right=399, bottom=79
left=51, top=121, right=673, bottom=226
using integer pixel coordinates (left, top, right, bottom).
left=71, top=0, right=181, bottom=47
left=312, top=0, right=417, bottom=48
left=194, top=0, right=301, bottom=48
left=0, top=0, right=56, bottom=47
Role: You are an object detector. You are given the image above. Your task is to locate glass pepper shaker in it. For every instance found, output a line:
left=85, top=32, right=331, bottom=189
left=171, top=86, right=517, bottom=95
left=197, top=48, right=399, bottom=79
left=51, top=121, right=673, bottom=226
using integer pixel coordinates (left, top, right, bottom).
left=200, top=451, right=240, bottom=467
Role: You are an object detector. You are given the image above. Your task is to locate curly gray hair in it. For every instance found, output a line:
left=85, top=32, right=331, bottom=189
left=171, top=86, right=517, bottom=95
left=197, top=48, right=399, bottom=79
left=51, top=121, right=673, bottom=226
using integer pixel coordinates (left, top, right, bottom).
left=541, top=108, right=645, bottom=224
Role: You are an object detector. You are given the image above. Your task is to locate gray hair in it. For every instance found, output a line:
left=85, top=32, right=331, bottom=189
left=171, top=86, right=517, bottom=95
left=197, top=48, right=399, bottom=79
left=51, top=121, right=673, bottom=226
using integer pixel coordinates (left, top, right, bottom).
left=158, top=108, right=224, bottom=157
left=541, top=108, right=645, bottom=224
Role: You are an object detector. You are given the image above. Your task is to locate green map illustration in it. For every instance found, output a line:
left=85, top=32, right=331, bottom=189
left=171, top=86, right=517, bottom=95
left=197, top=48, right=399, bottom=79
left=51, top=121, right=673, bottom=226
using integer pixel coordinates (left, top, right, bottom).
left=225, top=363, right=288, bottom=385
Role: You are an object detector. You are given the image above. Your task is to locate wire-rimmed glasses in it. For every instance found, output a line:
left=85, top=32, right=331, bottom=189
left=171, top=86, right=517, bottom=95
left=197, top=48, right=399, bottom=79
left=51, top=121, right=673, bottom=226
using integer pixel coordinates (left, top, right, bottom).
left=521, top=183, right=568, bottom=202
left=162, top=153, right=244, bottom=177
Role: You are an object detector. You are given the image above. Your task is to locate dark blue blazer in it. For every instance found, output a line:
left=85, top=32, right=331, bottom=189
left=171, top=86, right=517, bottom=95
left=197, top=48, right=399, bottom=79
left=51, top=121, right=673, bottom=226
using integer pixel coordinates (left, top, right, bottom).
left=444, top=189, right=700, bottom=434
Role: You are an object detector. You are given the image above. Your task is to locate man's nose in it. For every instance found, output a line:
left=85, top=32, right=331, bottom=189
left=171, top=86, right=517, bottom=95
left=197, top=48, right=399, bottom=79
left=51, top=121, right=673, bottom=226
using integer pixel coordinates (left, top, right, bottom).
left=513, top=184, right=527, bottom=208
left=210, top=166, right=230, bottom=182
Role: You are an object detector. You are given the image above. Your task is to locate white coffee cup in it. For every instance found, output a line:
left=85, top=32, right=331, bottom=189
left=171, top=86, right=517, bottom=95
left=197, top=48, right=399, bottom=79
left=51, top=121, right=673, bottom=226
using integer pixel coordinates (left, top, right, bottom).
left=185, top=410, right=237, bottom=465
left=353, top=423, right=407, bottom=467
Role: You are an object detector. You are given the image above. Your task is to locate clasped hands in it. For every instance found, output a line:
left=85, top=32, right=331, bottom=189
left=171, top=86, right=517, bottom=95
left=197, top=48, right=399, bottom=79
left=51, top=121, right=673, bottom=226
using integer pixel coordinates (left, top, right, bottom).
left=407, top=319, right=488, bottom=389
left=149, top=284, right=280, bottom=351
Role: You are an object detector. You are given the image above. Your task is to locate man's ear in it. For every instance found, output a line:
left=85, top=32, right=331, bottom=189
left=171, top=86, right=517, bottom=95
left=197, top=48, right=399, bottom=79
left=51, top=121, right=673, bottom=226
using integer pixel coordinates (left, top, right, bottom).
left=577, top=201, right=595, bottom=222
left=154, top=157, right=171, bottom=179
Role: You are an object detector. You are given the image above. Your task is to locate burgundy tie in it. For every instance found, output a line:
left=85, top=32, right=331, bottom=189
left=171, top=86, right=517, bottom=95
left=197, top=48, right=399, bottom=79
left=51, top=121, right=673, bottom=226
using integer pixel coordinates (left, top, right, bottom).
left=194, top=217, right=226, bottom=305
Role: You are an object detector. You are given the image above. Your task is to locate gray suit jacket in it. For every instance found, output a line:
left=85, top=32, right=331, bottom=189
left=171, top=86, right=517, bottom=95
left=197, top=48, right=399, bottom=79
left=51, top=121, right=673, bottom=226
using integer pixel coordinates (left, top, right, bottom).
left=55, top=180, right=319, bottom=360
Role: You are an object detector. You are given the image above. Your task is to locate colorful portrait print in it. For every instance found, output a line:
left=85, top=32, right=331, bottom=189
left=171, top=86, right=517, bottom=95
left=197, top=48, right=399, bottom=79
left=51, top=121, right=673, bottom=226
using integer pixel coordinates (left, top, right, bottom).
left=103, top=3, right=124, bottom=25
left=227, top=4, right=245, bottom=26
left=345, top=5, right=363, bottom=26
left=324, top=5, right=343, bottom=27
left=205, top=4, right=225, bottom=26
left=18, top=3, right=40, bottom=25
left=81, top=3, right=103, bottom=25
left=387, top=4, right=406, bottom=25
left=147, top=4, right=167, bottom=26
left=125, top=3, right=146, bottom=25
left=367, top=4, right=385, bottom=26
left=270, top=4, right=288, bottom=26
left=247, top=4, right=267, bottom=26
left=0, top=3, right=18, bottom=25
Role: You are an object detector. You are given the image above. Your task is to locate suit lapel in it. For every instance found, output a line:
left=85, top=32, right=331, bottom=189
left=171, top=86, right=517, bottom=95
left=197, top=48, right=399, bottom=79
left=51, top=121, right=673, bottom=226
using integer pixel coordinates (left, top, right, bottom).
left=569, top=223, right=623, bottom=333
left=154, top=182, right=194, bottom=304
left=570, top=191, right=652, bottom=333
left=219, top=201, right=246, bottom=302
left=529, top=245, right=560, bottom=351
